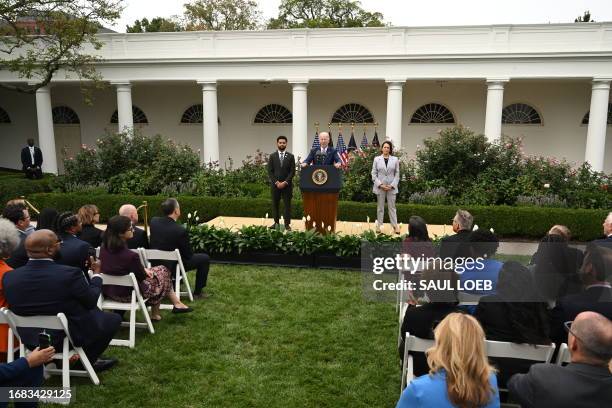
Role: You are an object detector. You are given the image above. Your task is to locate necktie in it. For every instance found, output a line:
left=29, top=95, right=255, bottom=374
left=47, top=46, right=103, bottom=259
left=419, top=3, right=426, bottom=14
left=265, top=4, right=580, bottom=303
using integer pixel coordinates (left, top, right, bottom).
left=280, top=152, right=284, bottom=164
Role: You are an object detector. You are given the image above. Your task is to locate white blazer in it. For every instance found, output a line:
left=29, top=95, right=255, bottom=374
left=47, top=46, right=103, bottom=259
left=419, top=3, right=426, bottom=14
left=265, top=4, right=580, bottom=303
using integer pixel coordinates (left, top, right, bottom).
left=371, top=155, right=400, bottom=195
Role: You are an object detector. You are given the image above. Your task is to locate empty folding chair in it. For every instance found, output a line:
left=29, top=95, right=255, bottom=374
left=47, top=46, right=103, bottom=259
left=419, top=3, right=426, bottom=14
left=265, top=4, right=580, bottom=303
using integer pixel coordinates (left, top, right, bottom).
left=141, top=249, right=193, bottom=308
left=98, top=273, right=155, bottom=348
left=3, top=310, right=100, bottom=391
left=401, top=333, right=435, bottom=392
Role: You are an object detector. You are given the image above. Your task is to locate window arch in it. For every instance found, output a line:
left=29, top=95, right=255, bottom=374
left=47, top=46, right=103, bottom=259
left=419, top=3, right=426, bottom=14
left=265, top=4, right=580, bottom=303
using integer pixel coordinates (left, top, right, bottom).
left=331, top=103, right=374, bottom=124
left=110, top=106, right=148, bottom=124
left=52, top=106, right=80, bottom=124
left=410, top=103, right=455, bottom=124
left=581, top=103, right=612, bottom=125
left=254, top=104, right=292, bottom=124
left=502, top=103, right=542, bottom=124
left=0, top=107, right=10, bottom=124
left=180, top=104, right=221, bottom=125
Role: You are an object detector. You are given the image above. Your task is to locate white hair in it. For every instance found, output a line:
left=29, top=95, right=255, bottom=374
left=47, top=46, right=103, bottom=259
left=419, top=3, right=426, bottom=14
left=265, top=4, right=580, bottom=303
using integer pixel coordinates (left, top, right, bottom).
left=0, top=218, right=20, bottom=259
left=454, top=209, right=473, bottom=231
left=605, top=212, right=612, bottom=224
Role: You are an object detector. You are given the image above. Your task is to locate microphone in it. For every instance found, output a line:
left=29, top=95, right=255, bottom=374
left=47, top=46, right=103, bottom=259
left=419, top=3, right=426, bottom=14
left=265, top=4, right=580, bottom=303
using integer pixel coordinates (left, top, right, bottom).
left=315, top=150, right=326, bottom=165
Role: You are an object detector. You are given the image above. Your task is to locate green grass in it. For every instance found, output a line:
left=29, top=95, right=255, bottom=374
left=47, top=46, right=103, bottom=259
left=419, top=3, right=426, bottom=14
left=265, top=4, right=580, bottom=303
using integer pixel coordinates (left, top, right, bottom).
left=49, top=265, right=399, bottom=407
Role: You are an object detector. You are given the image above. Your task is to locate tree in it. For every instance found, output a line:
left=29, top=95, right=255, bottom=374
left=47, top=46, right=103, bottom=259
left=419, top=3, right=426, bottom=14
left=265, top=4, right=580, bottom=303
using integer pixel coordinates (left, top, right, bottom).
left=183, top=0, right=261, bottom=31
left=126, top=17, right=183, bottom=33
left=0, top=0, right=123, bottom=95
left=575, top=10, right=594, bottom=22
left=267, top=0, right=385, bottom=29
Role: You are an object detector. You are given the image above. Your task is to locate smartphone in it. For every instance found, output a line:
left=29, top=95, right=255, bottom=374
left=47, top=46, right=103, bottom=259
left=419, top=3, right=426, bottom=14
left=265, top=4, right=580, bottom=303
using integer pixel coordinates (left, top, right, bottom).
left=38, top=331, right=51, bottom=349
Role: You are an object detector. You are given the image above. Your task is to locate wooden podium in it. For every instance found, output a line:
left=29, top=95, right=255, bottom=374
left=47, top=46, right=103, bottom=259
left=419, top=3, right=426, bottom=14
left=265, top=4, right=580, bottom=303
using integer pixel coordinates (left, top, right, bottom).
left=300, top=165, right=343, bottom=234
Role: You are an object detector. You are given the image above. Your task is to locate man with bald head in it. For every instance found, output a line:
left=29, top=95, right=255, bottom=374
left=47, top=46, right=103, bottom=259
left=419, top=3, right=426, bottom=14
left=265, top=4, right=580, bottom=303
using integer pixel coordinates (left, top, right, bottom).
left=2, top=230, right=121, bottom=373
left=509, top=311, right=612, bottom=407
left=301, top=132, right=342, bottom=168
left=119, top=204, right=149, bottom=249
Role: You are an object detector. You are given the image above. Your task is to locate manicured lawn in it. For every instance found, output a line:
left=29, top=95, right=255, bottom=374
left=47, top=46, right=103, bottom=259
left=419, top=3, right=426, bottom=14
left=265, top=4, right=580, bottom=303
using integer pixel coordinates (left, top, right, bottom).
left=49, top=265, right=399, bottom=407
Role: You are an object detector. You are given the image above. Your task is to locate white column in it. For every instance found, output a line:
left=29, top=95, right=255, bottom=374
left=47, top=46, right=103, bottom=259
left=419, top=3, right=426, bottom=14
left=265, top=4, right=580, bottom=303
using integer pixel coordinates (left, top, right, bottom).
left=584, top=79, right=611, bottom=171
left=114, top=82, right=133, bottom=134
left=35, top=86, right=58, bottom=175
left=484, top=79, right=508, bottom=142
left=290, top=80, right=308, bottom=161
left=385, top=80, right=405, bottom=149
left=200, top=81, right=219, bottom=164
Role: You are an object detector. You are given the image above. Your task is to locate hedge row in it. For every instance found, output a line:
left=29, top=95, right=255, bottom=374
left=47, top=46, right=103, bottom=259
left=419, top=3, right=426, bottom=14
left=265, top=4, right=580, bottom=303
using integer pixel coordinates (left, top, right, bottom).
left=0, top=171, right=54, bottom=204
left=24, top=192, right=607, bottom=241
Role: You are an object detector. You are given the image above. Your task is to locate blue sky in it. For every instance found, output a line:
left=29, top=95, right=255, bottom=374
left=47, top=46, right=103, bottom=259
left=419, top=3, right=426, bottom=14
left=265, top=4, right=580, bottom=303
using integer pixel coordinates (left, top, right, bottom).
left=111, top=0, right=612, bottom=32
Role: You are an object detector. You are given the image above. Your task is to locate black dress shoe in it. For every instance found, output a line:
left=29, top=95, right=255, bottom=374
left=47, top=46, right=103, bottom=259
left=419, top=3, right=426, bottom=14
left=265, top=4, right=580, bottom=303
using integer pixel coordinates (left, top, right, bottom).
left=284, top=225, right=292, bottom=231
left=93, top=358, right=117, bottom=373
left=172, top=306, right=194, bottom=314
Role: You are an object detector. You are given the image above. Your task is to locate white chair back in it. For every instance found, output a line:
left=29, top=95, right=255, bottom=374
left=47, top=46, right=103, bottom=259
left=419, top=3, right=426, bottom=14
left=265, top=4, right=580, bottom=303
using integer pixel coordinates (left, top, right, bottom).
left=556, top=343, right=571, bottom=365
left=485, top=340, right=556, bottom=363
left=401, top=333, right=435, bottom=391
left=142, top=248, right=193, bottom=303
left=0, top=307, right=18, bottom=363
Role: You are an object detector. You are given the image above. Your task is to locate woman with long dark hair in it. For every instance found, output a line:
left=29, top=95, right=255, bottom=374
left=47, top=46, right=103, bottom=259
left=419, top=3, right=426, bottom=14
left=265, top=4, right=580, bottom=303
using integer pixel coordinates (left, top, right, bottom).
left=35, top=208, right=58, bottom=231
left=99, top=216, right=192, bottom=321
left=402, top=215, right=436, bottom=258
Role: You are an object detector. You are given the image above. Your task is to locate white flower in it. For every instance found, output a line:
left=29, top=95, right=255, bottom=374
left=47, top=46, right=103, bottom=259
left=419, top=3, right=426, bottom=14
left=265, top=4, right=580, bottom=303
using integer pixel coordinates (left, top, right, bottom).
left=188, top=213, right=192, bottom=219
left=473, top=224, right=479, bottom=231
left=196, top=216, right=200, bottom=222
left=367, top=216, right=370, bottom=223
left=265, top=213, right=269, bottom=219
left=313, top=222, right=317, bottom=228
left=544, top=183, right=550, bottom=188
left=490, top=228, right=494, bottom=233
left=327, top=225, right=331, bottom=232
left=306, top=215, right=311, bottom=222
left=302, top=217, right=306, bottom=222
left=178, top=177, right=182, bottom=181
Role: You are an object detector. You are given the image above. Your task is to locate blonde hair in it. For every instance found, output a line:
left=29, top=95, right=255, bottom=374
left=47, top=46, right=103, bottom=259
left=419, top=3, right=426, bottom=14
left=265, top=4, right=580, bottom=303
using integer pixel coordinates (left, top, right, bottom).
left=548, top=224, right=571, bottom=241
left=77, top=204, right=99, bottom=226
left=427, top=313, right=496, bottom=408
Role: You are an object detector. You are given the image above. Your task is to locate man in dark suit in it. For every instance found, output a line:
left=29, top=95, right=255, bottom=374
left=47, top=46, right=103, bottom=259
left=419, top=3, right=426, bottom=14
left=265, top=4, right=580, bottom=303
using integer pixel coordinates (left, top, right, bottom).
left=439, top=209, right=473, bottom=260
left=508, top=311, right=612, bottom=408
left=267, top=136, right=295, bottom=230
left=3, top=203, right=32, bottom=269
left=20, top=138, right=43, bottom=179
left=300, top=132, right=342, bottom=168
left=550, top=242, right=612, bottom=345
left=150, top=198, right=210, bottom=298
left=2, top=230, right=121, bottom=372
left=119, top=204, right=149, bottom=249
left=55, top=212, right=92, bottom=279
left=593, top=211, right=612, bottom=249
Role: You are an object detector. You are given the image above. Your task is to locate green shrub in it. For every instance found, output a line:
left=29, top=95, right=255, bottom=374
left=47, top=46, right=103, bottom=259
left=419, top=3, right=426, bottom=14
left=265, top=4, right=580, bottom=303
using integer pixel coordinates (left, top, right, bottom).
left=0, top=171, right=54, bottom=205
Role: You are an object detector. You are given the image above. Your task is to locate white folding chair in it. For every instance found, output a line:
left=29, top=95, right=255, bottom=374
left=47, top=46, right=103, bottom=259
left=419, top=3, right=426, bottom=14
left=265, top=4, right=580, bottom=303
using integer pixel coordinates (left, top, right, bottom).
left=3, top=310, right=100, bottom=392
left=555, top=343, right=570, bottom=365
left=457, top=291, right=482, bottom=305
left=0, top=307, right=19, bottom=363
left=141, top=249, right=193, bottom=308
left=97, top=246, right=145, bottom=267
left=401, top=333, right=434, bottom=392
left=98, top=273, right=154, bottom=348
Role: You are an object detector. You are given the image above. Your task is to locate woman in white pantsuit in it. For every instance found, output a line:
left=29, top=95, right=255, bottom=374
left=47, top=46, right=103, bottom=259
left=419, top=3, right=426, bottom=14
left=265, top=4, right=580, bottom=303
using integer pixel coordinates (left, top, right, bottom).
left=371, top=141, right=400, bottom=234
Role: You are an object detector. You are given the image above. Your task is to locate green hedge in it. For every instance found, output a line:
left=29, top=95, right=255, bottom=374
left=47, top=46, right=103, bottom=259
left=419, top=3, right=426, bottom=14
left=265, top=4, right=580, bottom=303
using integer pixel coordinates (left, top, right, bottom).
left=25, top=192, right=607, bottom=241
left=0, top=171, right=55, bottom=204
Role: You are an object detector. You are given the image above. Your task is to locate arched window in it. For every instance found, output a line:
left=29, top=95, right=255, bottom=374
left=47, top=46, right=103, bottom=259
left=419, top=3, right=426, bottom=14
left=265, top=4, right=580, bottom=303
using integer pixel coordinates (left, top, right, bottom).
left=410, top=103, right=455, bottom=124
left=502, top=103, right=542, bottom=124
left=581, top=103, right=612, bottom=125
left=0, top=107, right=10, bottom=124
left=331, top=103, right=374, bottom=124
left=254, top=104, right=292, bottom=124
left=52, top=106, right=80, bottom=124
left=181, top=104, right=203, bottom=123
left=110, top=106, right=148, bottom=124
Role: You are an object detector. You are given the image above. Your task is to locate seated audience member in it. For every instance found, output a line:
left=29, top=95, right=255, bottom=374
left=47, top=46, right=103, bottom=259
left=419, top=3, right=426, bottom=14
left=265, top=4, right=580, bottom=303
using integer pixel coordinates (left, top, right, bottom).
left=396, top=313, right=500, bottom=408
left=77, top=204, right=103, bottom=248
left=475, top=261, right=551, bottom=387
left=55, top=212, right=93, bottom=278
left=531, top=230, right=583, bottom=300
left=398, top=269, right=459, bottom=376
left=150, top=198, right=210, bottom=298
left=402, top=216, right=436, bottom=259
left=35, top=208, right=58, bottom=231
left=5, top=199, right=35, bottom=236
left=100, top=216, right=192, bottom=321
left=593, top=211, right=612, bottom=249
left=0, top=346, right=55, bottom=407
left=550, top=242, right=612, bottom=345
left=2, top=230, right=121, bottom=372
left=508, top=311, right=612, bottom=408
left=3, top=203, right=32, bottom=269
left=118, top=204, right=149, bottom=249
left=457, top=228, right=502, bottom=296
left=439, top=209, right=473, bottom=260
left=0, top=219, right=20, bottom=359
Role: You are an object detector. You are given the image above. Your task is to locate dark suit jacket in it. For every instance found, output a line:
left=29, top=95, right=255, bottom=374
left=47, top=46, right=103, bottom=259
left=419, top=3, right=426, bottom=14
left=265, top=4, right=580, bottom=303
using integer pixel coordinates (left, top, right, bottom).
left=149, top=216, right=193, bottom=261
left=127, top=226, right=149, bottom=249
left=508, top=362, right=612, bottom=408
left=5, top=235, right=28, bottom=269
left=0, top=357, right=32, bottom=384
left=438, top=229, right=471, bottom=259
left=20, top=146, right=43, bottom=169
left=593, top=235, right=612, bottom=249
left=267, top=151, right=296, bottom=187
left=550, top=285, right=612, bottom=345
left=2, top=260, right=106, bottom=347
left=77, top=224, right=103, bottom=249
left=302, top=147, right=341, bottom=165
left=57, top=234, right=92, bottom=277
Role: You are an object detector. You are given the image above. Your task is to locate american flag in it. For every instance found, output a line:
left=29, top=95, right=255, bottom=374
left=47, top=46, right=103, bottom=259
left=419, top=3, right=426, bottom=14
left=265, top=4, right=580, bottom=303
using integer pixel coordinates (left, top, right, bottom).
left=347, top=129, right=357, bottom=152
left=311, top=131, right=320, bottom=150
left=336, top=131, right=349, bottom=166
left=360, top=131, right=369, bottom=150
left=371, top=130, right=380, bottom=147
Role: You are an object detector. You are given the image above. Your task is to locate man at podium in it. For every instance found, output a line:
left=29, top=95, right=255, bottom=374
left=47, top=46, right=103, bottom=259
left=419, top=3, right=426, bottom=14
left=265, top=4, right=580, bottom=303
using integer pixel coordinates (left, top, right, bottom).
left=300, top=132, right=342, bottom=168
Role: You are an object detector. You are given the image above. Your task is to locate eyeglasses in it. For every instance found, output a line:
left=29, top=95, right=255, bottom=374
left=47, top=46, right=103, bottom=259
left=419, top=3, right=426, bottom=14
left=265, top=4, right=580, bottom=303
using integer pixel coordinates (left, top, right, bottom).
left=564, top=321, right=598, bottom=356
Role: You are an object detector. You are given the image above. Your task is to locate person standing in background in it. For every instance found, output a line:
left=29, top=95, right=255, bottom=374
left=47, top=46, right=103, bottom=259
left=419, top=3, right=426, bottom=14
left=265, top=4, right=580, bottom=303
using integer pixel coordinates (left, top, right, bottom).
left=20, top=138, right=43, bottom=179
left=267, top=136, right=295, bottom=230
left=371, top=141, right=400, bottom=234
